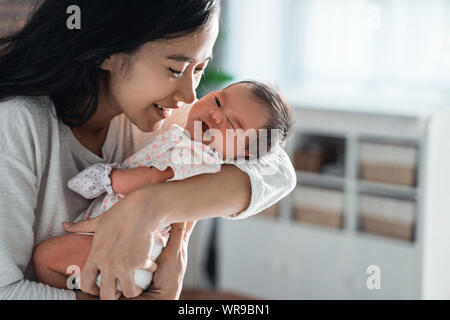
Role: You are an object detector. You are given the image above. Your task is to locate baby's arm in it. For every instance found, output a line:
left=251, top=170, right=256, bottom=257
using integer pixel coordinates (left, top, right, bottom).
left=110, top=167, right=174, bottom=195
left=33, top=233, right=93, bottom=289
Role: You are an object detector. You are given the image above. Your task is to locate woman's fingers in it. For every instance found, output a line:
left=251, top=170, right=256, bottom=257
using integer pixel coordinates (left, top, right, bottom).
left=145, top=260, right=158, bottom=273
left=62, top=216, right=100, bottom=233
left=79, top=260, right=100, bottom=296
left=164, top=221, right=196, bottom=254
left=99, top=272, right=121, bottom=300
left=118, top=271, right=142, bottom=298
left=148, top=221, right=196, bottom=300
left=165, top=222, right=187, bottom=250
left=184, top=221, right=197, bottom=242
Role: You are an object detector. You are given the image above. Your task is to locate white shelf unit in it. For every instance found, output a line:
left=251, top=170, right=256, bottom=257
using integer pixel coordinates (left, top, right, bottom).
left=217, top=101, right=450, bottom=299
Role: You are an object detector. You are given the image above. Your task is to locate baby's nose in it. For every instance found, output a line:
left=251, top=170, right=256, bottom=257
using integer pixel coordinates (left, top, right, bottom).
left=210, top=110, right=224, bottom=125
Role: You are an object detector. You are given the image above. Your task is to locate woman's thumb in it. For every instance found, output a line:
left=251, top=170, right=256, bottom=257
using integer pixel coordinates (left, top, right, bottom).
left=62, top=216, right=100, bottom=233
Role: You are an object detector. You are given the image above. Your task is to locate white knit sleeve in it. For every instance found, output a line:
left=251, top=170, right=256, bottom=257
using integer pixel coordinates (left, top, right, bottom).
left=0, top=279, right=76, bottom=300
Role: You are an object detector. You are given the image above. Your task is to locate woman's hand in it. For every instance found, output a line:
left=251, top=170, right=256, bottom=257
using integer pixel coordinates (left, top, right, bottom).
left=63, top=189, right=166, bottom=300
left=75, top=221, right=196, bottom=300
left=124, top=221, right=196, bottom=300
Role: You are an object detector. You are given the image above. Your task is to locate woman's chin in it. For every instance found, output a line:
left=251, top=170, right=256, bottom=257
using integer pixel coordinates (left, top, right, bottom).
left=139, top=119, right=165, bottom=133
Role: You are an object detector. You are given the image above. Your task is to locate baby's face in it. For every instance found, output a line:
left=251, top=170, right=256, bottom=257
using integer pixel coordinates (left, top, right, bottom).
left=185, top=83, right=269, bottom=159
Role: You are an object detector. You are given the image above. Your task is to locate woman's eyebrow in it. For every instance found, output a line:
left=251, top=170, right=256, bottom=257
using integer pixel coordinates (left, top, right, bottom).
left=166, top=54, right=213, bottom=63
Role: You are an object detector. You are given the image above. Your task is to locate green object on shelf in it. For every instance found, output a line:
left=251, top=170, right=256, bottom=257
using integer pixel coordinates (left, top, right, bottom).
left=202, top=69, right=233, bottom=86
left=197, top=68, right=233, bottom=98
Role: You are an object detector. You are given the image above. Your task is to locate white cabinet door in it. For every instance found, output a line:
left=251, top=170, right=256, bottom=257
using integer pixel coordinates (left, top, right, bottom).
left=217, top=218, right=285, bottom=299
left=276, top=222, right=354, bottom=299
left=217, top=218, right=355, bottom=299
left=346, top=234, right=421, bottom=299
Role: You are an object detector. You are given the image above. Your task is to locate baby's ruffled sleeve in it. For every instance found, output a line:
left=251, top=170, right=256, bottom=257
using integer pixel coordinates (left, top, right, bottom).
left=67, top=162, right=121, bottom=199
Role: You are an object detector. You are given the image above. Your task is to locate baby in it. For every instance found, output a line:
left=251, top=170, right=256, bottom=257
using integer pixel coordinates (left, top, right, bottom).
left=32, top=80, right=293, bottom=293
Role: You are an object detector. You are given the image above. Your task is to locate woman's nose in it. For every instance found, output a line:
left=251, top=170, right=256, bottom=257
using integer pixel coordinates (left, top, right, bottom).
left=173, top=73, right=197, bottom=105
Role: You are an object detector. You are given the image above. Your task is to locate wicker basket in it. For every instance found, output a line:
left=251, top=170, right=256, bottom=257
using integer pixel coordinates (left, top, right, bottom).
left=359, top=142, right=417, bottom=187
left=360, top=215, right=414, bottom=241
left=359, top=195, right=415, bottom=241
left=294, top=207, right=343, bottom=229
left=360, top=164, right=416, bottom=186
left=294, top=186, right=344, bottom=229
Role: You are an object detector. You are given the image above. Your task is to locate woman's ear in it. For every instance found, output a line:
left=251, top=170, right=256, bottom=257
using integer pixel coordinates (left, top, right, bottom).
left=100, top=55, right=117, bottom=71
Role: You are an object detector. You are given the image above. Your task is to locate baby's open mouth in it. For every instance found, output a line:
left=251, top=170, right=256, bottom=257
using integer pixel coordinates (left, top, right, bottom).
left=202, top=120, right=209, bottom=134
left=200, top=120, right=214, bottom=145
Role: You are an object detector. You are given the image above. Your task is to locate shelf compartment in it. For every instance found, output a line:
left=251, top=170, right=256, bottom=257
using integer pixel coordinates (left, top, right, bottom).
left=293, top=134, right=346, bottom=177
left=293, top=186, right=344, bottom=229
left=358, top=194, right=415, bottom=242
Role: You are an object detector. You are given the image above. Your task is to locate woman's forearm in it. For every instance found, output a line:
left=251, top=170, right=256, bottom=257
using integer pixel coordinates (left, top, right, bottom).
left=138, top=164, right=251, bottom=228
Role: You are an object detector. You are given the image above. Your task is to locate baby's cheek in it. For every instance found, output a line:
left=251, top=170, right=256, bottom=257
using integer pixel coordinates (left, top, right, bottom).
left=221, top=130, right=236, bottom=159
left=234, top=134, right=248, bottom=158
left=224, top=132, right=246, bottom=159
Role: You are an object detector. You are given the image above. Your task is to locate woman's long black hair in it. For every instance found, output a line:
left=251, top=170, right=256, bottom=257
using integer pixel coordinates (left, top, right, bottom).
left=0, top=0, right=221, bottom=126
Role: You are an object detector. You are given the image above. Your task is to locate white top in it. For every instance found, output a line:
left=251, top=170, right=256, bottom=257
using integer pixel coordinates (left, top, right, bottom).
left=0, top=96, right=296, bottom=299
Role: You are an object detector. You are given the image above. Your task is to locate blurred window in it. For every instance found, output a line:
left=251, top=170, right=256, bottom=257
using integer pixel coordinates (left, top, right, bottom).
left=223, top=0, right=450, bottom=96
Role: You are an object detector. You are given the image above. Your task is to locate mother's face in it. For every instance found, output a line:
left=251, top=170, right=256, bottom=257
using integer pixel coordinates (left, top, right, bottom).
left=100, top=18, right=219, bottom=132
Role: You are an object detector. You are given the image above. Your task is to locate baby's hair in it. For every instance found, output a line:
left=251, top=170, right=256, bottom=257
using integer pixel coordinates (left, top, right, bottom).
left=228, top=80, right=293, bottom=159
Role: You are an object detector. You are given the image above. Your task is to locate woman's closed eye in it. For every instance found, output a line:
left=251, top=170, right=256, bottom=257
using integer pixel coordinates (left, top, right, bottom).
left=168, top=67, right=183, bottom=78
left=169, top=66, right=206, bottom=78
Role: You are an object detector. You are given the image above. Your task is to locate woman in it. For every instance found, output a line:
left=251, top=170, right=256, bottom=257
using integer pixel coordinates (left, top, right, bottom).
left=0, top=0, right=296, bottom=300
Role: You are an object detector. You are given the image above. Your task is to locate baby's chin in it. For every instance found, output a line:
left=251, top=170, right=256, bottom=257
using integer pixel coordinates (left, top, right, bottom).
left=185, top=120, right=207, bottom=142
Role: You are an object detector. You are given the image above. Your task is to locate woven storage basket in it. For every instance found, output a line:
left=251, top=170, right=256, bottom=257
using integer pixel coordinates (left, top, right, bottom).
left=360, top=164, right=415, bottom=186
left=294, top=186, right=344, bottom=229
left=359, top=142, right=417, bottom=187
left=359, top=195, right=415, bottom=241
